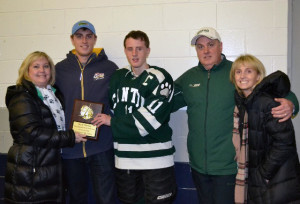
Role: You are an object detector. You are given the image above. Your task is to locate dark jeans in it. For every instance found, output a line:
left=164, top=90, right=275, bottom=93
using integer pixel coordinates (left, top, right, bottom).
left=191, top=169, right=236, bottom=204
left=63, top=148, right=116, bottom=204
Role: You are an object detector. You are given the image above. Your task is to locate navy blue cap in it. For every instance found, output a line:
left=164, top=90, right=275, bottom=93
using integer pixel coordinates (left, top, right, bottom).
left=71, top=20, right=96, bottom=35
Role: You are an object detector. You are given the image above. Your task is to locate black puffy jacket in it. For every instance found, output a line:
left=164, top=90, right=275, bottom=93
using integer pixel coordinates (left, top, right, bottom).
left=4, top=79, right=75, bottom=204
left=235, top=71, right=300, bottom=204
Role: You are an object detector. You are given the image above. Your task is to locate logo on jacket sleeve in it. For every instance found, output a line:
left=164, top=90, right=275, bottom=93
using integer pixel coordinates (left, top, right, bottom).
left=189, top=83, right=200, bottom=87
left=160, top=82, right=172, bottom=97
left=93, top=73, right=104, bottom=80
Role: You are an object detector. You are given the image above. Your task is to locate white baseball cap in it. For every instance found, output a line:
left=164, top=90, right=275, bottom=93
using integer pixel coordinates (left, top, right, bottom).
left=191, top=27, right=221, bottom=45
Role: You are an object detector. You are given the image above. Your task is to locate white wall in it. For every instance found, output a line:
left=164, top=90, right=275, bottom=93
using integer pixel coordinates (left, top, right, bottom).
left=0, top=0, right=288, bottom=107
left=0, top=0, right=289, bottom=155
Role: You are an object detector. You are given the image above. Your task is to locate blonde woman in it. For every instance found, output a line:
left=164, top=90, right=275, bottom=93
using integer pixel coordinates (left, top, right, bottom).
left=230, top=54, right=300, bottom=203
left=4, top=51, right=86, bottom=203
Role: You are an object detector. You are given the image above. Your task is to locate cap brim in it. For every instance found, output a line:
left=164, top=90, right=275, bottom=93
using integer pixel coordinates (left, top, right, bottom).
left=72, top=26, right=95, bottom=35
left=191, top=35, right=220, bottom=45
left=191, top=35, right=201, bottom=45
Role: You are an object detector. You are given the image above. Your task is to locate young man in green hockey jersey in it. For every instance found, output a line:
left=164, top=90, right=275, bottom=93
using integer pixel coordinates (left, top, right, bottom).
left=93, top=30, right=177, bottom=203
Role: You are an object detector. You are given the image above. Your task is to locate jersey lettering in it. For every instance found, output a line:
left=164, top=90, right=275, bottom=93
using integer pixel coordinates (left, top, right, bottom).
left=147, top=99, right=163, bottom=114
left=130, top=88, right=140, bottom=106
left=142, top=75, right=153, bottom=86
left=112, top=87, right=144, bottom=111
left=121, top=87, right=129, bottom=102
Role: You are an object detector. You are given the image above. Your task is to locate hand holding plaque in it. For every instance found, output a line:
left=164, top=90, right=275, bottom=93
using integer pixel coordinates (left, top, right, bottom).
left=70, top=99, right=104, bottom=140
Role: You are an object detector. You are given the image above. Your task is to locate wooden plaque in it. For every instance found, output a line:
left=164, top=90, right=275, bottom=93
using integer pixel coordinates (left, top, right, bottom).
left=70, top=99, right=104, bottom=140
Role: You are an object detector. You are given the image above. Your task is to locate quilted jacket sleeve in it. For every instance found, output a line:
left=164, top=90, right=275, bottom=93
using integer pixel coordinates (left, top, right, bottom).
left=258, top=99, right=296, bottom=180
left=7, top=90, right=75, bottom=148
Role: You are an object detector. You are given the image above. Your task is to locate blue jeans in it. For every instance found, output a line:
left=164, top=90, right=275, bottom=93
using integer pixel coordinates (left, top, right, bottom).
left=191, top=169, right=236, bottom=204
left=63, top=148, right=116, bottom=204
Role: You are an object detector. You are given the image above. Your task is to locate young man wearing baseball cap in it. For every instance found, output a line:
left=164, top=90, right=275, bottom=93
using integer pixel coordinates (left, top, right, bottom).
left=55, top=20, right=118, bottom=204
left=173, top=27, right=299, bottom=203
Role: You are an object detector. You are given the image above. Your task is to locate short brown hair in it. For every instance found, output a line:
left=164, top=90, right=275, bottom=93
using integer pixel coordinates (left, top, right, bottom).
left=123, top=30, right=150, bottom=48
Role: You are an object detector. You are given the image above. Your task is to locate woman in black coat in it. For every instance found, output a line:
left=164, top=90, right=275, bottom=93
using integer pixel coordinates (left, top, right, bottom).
left=230, top=54, right=300, bottom=204
left=4, top=51, right=86, bottom=204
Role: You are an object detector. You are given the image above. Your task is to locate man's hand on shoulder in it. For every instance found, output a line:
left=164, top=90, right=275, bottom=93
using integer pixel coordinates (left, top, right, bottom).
left=272, top=98, right=294, bottom=122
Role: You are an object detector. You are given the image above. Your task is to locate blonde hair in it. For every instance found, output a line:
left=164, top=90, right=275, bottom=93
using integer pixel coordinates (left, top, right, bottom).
left=16, top=51, right=55, bottom=86
left=230, top=54, right=266, bottom=96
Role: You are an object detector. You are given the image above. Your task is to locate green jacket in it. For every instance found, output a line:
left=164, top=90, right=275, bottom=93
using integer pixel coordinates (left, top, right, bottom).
left=174, top=55, right=238, bottom=175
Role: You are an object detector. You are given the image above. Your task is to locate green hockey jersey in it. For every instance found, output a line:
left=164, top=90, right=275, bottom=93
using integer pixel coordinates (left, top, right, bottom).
left=109, top=65, right=175, bottom=170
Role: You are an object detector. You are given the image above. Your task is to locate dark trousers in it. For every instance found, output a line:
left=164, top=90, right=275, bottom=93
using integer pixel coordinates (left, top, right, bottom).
left=191, top=168, right=236, bottom=204
left=63, top=148, right=116, bottom=204
left=116, top=167, right=177, bottom=204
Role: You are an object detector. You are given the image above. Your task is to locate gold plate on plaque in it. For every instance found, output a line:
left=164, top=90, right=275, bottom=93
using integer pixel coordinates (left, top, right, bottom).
left=70, top=99, right=104, bottom=140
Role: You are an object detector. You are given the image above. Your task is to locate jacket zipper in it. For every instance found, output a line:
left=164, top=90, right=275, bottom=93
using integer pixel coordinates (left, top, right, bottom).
left=76, top=57, right=93, bottom=158
left=204, top=70, right=210, bottom=173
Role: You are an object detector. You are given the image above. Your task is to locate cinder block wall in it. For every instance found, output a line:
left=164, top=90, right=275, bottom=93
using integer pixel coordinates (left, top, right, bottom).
left=0, top=0, right=288, bottom=161
left=0, top=108, right=10, bottom=153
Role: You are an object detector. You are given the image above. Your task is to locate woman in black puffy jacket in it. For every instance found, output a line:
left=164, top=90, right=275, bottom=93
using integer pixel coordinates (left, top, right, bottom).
left=4, top=51, right=86, bottom=204
left=230, top=54, right=300, bottom=204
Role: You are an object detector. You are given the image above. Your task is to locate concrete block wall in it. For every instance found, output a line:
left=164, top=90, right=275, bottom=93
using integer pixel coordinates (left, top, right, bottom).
left=0, top=0, right=288, bottom=159
left=0, top=108, right=10, bottom=154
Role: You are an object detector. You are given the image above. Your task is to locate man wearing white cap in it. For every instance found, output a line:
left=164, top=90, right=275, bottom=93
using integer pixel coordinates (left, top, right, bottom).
left=55, top=20, right=118, bottom=204
left=173, top=27, right=298, bottom=203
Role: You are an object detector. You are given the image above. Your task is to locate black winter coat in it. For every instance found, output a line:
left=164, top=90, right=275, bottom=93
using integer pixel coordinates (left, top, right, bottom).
left=4, top=79, right=75, bottom=204
left=235, top=71, right=300, bottom=204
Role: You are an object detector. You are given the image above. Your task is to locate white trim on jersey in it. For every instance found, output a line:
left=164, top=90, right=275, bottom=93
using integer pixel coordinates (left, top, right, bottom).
left=133, top=115, right=149, bottom=136
left=114, top=141, right=173, bottom=151
left=115, top=155, right=174, bottom=170
left=152, top=85, right=158, bottom=95
left=168, top=87, right=174, bottom=103
left=138, top=106, right=161, bottom=130
left=146, top=68, right=165, bottom=83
